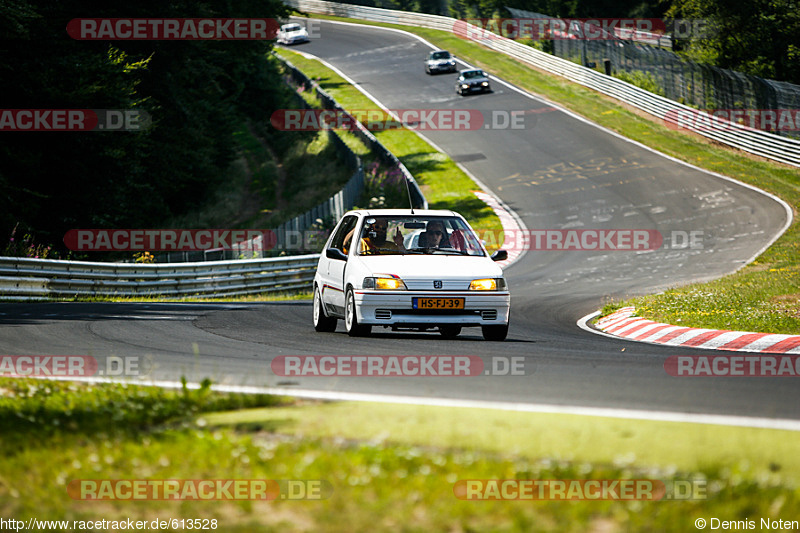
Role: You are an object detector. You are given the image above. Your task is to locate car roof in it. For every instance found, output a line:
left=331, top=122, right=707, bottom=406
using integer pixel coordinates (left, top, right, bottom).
left=343, top=209, right=461, bottom=217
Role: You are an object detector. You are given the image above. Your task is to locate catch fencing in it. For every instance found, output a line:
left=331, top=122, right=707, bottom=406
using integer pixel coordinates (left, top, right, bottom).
left=506, top=6, right=800, bottom=140
left=285, top=0, right=800, bottom=167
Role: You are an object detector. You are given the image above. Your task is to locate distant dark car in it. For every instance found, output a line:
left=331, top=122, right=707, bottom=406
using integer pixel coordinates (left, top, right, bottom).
left=425, top=50, right=457, bottom=74
left=456, top=69, right=491, bottom=95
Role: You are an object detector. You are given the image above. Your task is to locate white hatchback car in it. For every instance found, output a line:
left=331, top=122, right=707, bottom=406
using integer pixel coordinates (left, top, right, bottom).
left=277, top=23, right=309, bottom=45
left=312, top=209, right=510, bottom=340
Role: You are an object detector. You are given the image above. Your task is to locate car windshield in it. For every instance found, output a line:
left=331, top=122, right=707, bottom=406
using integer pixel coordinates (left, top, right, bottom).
left=462, top=70, right=485, bottom=79
left=355, top=216, right=485, bottom=256
left=283, top=24, right=301, bottom=32
left=431, top=51, right=451, bottom=60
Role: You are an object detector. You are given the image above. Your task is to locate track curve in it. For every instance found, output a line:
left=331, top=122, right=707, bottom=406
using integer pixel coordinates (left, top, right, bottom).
left=0, top=20, right=796, bottom=422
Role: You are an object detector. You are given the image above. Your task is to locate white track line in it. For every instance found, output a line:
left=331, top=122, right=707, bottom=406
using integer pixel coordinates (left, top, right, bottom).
left=36, top=374, right=800, bottom=431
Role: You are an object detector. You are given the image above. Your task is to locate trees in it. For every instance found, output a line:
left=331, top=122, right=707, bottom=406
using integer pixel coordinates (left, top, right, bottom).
left=667, top=0, right=800, bottom=84
left=0, top=0, right=291, bottom=252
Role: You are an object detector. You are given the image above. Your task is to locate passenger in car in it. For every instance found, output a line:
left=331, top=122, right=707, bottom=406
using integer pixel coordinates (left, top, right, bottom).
left=418, top=220, right=449, bottom=248
left=343, top=219, right=404, bottom=254
left=360, top=219, right=404, bottom=253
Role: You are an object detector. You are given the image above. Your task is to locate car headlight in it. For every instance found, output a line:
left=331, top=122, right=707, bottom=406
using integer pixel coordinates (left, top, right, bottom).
left=461, top=84, right=469, bottom=89
left=481, top=81, right=489, bottom=86
left=469, top=278, right=506, bottom=290
left=363, top=277, right=407, bottom=290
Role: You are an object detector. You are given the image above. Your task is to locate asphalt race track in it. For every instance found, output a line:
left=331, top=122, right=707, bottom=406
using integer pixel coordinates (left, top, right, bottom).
left=0, top=20, right=796, bottom=422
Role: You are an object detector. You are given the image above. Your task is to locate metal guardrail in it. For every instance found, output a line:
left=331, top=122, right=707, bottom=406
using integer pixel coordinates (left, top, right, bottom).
left=0, top=255, right=319, bottom=300
left=286, top=0, right=800, bottom=168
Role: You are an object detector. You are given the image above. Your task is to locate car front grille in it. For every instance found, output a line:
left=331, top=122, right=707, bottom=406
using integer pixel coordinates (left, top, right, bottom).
left=391, top=309, right=483, bottom=316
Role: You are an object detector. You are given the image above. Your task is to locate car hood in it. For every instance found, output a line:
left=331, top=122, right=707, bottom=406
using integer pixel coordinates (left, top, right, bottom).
left=353, top=254, right=503, bottom=280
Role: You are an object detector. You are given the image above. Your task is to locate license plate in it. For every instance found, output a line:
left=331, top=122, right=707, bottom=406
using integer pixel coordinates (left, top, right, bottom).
left=413, top=297, right=465, bottom=310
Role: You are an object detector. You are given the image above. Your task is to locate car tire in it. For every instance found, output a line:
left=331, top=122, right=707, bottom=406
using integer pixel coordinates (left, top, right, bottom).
left=313, top=287, right=337, bottom=332
left=482, top=324, right=508, bottom=341
left=439, top=325, right=462, bottom=339
left=345, top=288, right=371, bottom=337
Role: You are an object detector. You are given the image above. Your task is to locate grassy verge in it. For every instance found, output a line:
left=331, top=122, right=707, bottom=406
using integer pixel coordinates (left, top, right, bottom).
left=3, top=378, right=798, bottom=531
left=276, top=48, right=503, bottom=236
left=168, top=117, right=354, bottom=232
left=292, top=14, right=800, bottom=334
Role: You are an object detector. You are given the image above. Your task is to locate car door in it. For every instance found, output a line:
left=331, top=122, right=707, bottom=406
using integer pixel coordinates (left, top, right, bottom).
left=321, top=214, right=358, bottom=316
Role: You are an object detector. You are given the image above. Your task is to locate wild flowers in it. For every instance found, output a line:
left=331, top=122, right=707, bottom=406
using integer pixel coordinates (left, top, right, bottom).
left=3, top=223, right=53, bottom=259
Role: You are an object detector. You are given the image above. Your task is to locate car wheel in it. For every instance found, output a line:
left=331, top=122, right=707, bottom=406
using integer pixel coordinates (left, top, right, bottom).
left=345, top=289, right=371, bottom=337
left=482, top=324, right=508, bottom=341
left=439, top=325, right=462, bottom=339
left=313, top=287, right=337, bottom=332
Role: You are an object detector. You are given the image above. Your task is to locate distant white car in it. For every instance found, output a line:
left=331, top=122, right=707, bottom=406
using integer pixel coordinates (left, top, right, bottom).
left=277, top=23, right=309, bottom=45
left=312, top=209, right=511, bottom=340
left=425, top=50, right=457, bottom=74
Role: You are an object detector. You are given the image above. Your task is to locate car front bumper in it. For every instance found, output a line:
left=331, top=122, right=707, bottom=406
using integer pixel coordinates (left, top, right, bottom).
left=429, top=63, right=456, bottom=72
left=462, top=84, right=490, bottom=92
left=353, top=290, right=510, bottom=326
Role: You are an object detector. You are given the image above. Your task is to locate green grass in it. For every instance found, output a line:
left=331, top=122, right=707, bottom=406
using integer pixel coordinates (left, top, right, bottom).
left=3, top=378, right=799, bottom=531
left=202, top=402, right=800, bottom=484
left=290, top=14, right=800, bottom=335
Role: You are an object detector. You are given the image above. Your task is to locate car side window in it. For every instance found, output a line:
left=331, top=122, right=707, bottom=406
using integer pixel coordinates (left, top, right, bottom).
left=329, top=216, right=358, bottom=255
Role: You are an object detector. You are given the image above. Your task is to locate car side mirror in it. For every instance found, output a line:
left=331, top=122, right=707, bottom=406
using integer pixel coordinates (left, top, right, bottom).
left=490, top=249, right=508, bottom=261
left=326, top=248, right=348, bottom=261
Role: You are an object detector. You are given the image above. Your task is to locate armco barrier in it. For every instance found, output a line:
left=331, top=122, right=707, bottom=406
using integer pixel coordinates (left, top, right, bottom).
left=284, top=0, right=800, bottom=168
left=0, top=255, right=319, bottom=300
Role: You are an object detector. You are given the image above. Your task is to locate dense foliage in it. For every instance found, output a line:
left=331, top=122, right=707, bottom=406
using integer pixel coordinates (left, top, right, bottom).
left=666, top=0, right=800, bottom=84
left=0, top=0, right=292, bottom=253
